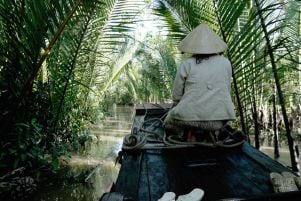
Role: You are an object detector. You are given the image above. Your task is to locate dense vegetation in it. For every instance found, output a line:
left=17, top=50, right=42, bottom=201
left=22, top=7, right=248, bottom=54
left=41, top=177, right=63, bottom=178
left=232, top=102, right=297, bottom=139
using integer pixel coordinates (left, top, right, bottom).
left=0, top=0, right=300, bottom=198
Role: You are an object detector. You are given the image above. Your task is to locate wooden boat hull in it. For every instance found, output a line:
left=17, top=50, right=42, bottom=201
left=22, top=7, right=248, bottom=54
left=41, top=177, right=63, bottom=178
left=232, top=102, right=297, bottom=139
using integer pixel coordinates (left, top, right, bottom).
left=100, top=104, right=301, bottom=201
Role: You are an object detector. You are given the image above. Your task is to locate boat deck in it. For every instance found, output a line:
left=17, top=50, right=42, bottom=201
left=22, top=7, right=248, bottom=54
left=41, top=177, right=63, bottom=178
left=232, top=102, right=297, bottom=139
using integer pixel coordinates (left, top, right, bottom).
left=110, top=104, right=301, bottom=201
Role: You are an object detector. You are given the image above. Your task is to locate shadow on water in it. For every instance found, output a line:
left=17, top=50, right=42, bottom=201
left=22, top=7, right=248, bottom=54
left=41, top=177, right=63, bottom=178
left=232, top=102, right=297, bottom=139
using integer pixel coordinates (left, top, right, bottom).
left=34, top=106, right=134, bottom=201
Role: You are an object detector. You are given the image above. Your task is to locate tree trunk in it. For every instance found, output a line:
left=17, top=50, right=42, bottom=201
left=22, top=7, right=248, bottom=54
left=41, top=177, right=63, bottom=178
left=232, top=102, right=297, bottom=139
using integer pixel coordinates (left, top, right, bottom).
left=212, top=0, right=247, bottom=134
left=253, top=97, right=260, bottom=149
left=254, top=0, right=299, bottom=172
left=272, top=90, right=280, bottom=159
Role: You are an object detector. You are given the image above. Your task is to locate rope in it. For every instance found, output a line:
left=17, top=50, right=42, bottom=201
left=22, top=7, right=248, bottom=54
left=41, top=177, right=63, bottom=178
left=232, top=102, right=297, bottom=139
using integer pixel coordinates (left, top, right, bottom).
left=123, top=113, right=196, bottom=149
left=166, top=134, right=216, bottom=148
left=122, top=105, right=245, bottom=150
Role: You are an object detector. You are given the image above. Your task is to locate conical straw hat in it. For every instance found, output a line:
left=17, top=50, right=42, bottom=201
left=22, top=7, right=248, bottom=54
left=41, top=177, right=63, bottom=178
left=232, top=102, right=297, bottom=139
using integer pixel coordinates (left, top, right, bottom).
left=178, top=24, right=227, bottom=54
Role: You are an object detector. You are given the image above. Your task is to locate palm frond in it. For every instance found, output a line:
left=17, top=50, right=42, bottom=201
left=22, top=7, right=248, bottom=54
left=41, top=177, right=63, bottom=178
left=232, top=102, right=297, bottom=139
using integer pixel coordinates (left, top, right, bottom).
left=46, top=0, right=105, bottom=129
left=0, top=0, right=81, bottom=131
left=213, top=0, right=300, bottom=170
left=154, top=0, right=219, bottom=40
left=92, top=0, right=148, bottom=97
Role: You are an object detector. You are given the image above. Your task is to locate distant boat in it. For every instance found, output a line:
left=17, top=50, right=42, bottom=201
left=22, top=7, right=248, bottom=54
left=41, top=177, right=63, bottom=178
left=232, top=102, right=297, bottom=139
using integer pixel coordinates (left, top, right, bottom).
left=100, top=103, right=301, bottom=201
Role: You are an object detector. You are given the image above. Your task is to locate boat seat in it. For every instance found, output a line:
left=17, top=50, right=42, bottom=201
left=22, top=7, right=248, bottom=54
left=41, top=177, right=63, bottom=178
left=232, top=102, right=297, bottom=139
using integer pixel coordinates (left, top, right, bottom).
left=184, top=159, right=219, bottom=168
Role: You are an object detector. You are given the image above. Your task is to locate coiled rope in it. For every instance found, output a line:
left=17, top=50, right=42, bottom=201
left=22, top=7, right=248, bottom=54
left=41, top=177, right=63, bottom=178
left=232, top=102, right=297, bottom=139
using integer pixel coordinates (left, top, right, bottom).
left=122, top=104, right=244, bottom=150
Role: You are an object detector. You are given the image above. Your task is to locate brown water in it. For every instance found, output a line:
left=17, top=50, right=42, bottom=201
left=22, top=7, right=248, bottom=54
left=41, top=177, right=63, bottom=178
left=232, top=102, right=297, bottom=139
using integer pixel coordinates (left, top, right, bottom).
left=258, top=145, right=301, bottom=171
left=247, top=135, right=301, bottom=173
left=34, top=106, right=134, bottom=201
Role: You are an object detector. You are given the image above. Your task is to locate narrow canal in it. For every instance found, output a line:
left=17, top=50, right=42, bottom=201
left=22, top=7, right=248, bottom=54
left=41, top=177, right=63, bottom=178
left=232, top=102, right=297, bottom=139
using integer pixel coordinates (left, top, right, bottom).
left=34, top=105, right=300, bottom=201
left=34, top=106, right=134, bottom=201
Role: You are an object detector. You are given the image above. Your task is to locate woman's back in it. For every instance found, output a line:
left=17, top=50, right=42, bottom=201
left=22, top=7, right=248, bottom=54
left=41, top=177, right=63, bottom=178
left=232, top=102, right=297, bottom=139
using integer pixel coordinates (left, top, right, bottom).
left=170, top=55, right=235, bottom=121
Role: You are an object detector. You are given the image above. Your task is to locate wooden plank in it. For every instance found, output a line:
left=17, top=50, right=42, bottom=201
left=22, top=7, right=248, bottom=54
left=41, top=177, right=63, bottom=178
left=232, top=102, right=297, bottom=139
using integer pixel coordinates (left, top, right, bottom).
left=146, top=150, right=170, bottom=201
left=220, top=148, right=270, bottom=197
left=115, top=151, right=143, bottom=200
left=137, top=150, right=170, bottom=201
left=115, top=143, right=300, bottom=201
left=112, top=106, right=301, bottom=201
left=242, top=143, right=292, bottom=173
left=135, top=103, right=172, bottom=115
left=162, top=147, right=229, bottom=200
left=131, top=115, right=145, bottom=135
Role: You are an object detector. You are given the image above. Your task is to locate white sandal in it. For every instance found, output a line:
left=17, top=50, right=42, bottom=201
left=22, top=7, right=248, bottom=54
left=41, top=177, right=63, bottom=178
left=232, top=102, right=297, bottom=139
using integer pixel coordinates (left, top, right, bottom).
left=158, top=192, right=176, bottom=201
left=176, top=188, right=204, bottom=201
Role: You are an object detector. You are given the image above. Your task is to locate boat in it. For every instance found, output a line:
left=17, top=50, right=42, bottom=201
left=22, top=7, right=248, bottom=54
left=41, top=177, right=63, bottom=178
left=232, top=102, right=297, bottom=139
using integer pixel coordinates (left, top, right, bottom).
left=100, top=103, right=301, bottom=201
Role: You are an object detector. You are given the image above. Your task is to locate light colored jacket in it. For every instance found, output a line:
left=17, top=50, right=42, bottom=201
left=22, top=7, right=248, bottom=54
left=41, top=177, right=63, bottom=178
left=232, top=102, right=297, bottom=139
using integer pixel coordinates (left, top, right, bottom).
left=167, top=55, right=236, bottom=121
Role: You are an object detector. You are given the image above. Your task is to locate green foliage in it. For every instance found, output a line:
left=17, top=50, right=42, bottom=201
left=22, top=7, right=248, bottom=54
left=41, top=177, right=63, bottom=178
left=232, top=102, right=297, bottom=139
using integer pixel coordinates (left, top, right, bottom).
left=0, top=0, right=108, bottom=177
left=1, top=119, right=53, bottom=175
left=135, top=39, right=177, bottom=102
left=101, top=35, right=178, bottom=104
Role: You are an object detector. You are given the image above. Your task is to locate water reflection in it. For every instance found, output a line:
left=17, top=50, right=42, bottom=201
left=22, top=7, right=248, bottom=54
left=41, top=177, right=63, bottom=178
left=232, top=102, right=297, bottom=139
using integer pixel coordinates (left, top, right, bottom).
left=34, top=105, right=300, bottom=201
left=259, top=145, right=301, bottom=170
left=34, top=106, right=134, bottom=201
left=247, top=138, right=300, bottom=172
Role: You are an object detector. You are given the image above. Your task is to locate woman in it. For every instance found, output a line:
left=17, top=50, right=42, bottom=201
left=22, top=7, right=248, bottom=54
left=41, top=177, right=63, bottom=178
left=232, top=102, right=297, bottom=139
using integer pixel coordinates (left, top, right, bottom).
left=164, top=24, right=236, bottom=142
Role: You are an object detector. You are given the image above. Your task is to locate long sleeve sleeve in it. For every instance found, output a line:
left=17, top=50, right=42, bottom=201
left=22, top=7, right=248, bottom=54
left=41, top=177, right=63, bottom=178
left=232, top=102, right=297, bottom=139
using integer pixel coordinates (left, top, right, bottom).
left=172, top=62, right=189, bottom=104
left=226, top=59, right=233, bottom=93
left=166, top=56, right=235, bottom=121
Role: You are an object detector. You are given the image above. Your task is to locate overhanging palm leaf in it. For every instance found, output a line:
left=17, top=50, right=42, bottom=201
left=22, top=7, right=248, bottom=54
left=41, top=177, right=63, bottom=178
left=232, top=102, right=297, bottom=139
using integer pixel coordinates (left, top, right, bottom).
left=47, top=0, right=104, bottom=129
left=215, top=0, right=300, bottom=171
left=0, top=0, right=94, bottom=132
left=93, top=0, right=154, bottom=97
left=19, top=0, right=84, bottom=100
left=154, top=0, right=218, bottom=42
left=152, top=0, right=186, bottom=40
left=0, top=0, right=108, bottom=171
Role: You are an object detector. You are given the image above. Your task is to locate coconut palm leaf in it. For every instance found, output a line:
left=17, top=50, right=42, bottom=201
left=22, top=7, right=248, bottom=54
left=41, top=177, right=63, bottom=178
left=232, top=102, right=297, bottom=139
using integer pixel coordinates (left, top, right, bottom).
left=215, top=0, right=300, bottom=171
left=0, top=0, right=100, bottom=132
left=153, top=0, right=219, bottom=43
left=151, top=1, right=186, bottom=40
left=91, top=0, right=148, bottom=97
left=97, top=0, right=146, bottom=50
left=275, top=0, right=301, bottom=96
left=45, top=0, right=118, bottom=131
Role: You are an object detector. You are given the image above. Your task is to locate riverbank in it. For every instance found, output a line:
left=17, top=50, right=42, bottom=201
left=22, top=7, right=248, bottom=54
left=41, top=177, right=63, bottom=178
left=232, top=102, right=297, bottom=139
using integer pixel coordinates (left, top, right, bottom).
left=33, top=106, right=134, bottom=201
